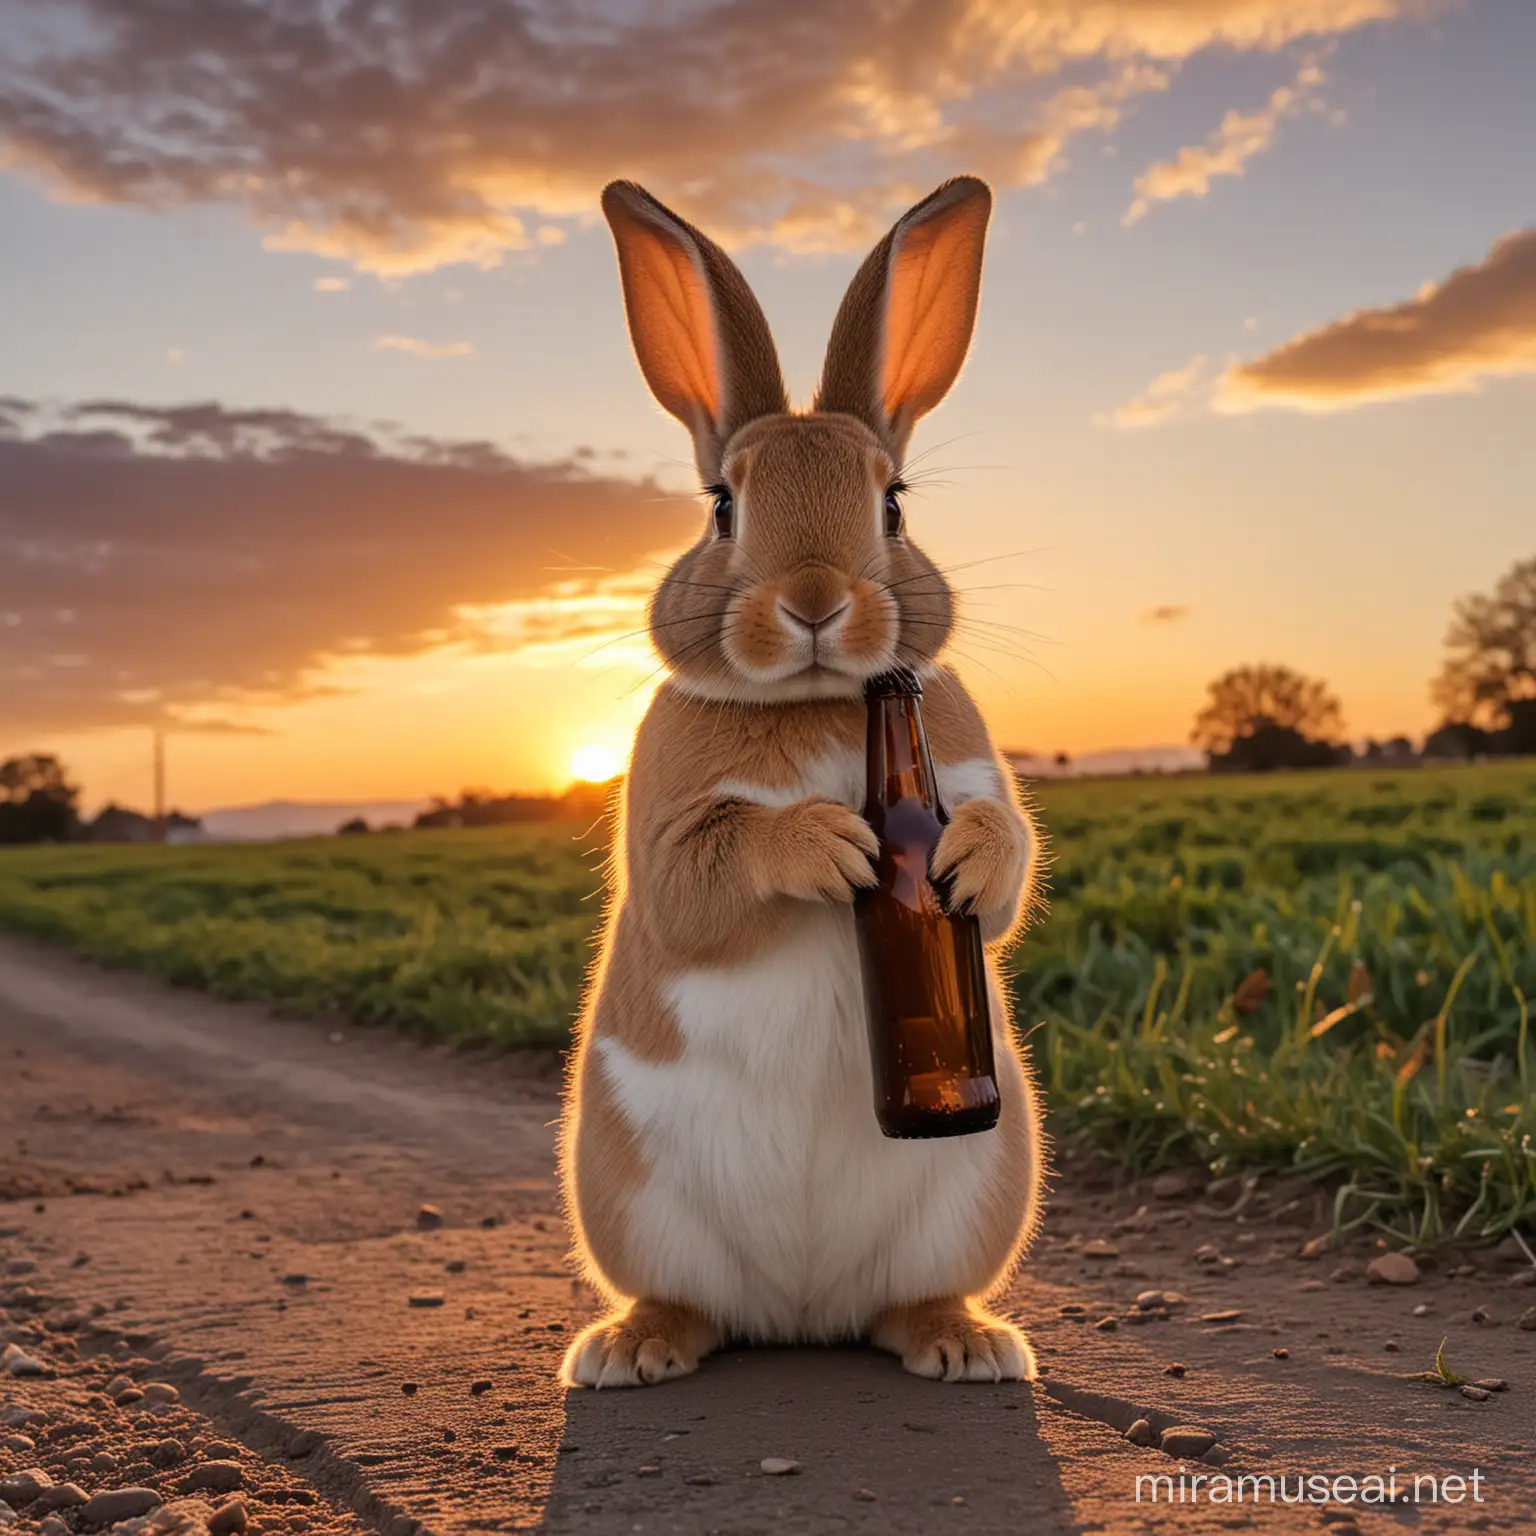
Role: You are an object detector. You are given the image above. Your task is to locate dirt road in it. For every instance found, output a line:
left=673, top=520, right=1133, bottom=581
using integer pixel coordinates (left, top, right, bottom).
left=2, top=936, right=1533, bottom=1534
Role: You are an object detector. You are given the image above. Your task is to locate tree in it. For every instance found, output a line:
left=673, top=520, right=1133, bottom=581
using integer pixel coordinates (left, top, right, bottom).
left=1191, top=664, right=1345, bottom=773
left=0, top=754, right=82, bottom=844
left=1433, top=555, right=1536, bottom=733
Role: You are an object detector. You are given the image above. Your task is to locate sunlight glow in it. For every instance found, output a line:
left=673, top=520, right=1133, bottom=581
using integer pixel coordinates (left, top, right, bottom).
left=571, top=743, right=623, bottom=783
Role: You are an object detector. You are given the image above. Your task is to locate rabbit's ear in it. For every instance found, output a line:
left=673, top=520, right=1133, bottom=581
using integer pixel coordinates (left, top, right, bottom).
left=602, top=181, right=787, bottom=477
left=816, top=176, right=991, bottom=462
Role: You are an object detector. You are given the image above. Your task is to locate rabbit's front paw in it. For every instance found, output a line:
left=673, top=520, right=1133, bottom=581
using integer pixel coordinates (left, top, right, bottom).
left=931, top=798, right=1031, bottom=935
left=759, top=798, right=879, bottom=905
left=872, top=1299, right=1036, bottom=1383
left=561, top=1300, right=718, bottom=1389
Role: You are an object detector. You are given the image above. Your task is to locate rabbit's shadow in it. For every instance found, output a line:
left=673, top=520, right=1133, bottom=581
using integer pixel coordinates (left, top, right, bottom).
left=541, top=1343, right=1079, bottom=1532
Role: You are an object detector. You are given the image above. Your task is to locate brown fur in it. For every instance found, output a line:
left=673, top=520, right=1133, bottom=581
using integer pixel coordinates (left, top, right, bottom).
left=869, top=1296, right=1036, bottom=1382
left=561, top=175, right=1041, bottom=1390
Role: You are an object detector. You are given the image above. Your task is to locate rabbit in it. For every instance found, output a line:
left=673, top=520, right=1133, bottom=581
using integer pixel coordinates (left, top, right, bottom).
left=559, top=175, right=1045, bottom=1389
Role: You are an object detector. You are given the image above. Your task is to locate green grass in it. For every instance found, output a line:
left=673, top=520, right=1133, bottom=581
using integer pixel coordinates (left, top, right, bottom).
left=2, top=760, right=1533, bottom=1249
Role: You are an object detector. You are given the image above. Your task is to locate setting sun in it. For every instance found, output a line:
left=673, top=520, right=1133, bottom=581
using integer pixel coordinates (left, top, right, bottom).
left=570, top=743, right=623, bottom=783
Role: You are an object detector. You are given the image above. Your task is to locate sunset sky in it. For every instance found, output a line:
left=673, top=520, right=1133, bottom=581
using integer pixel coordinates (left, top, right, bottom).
left=2, top=0, right=1533, bottom=811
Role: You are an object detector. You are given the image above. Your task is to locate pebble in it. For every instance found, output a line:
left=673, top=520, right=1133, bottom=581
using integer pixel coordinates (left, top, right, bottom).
left=1163, top=1363, right=1187, bottom=1378
left=0, top=1470, right=52, bottom=1503
left=0, top=1436, right=33, bottom=1453
left=1459, top=1385, right=1491, bottom=1402
left=1272, top=1347, right=1289, bottom=1359
left=636, top=1465, right=661, bottom=1477
left=141, top=1382, right=180, bottom=1404
left=1298, top=1280, right=1325, bottom=1293
left=401, top=1382, right=419, bottom=1396
left=1470, top=1306, right=1495, bottom=1326
left=683, top=1474, right=716, bottom=1486
left=38, top=1519, right=68, bottom=1536
left=1159, top=1426, right=1217, bottom=1459
left=81, top=1487, right=162, bottom=1525
left=204, top=1442, right=239, bottom=1460
left=445, top=1260, right=467, bottom=1274
left=34, top=1484, right=85, bottom=1512
left=188, top=1461, right=244, bottom=1493
left=0, top=1345, right=46, bottom=1378
left=760, top=1458, right=800, bottom=1476
left=1152, top=1169, right=1204, bottom=1200
left=209, top=1499, right=249, bottom=1536
left=471, top=1380, right=493, bottom=1395
left=1383, top=1341, right=1400, bottom=1353
left=0, top=1407, right=42, bottom=1428
left=1124, top=1419, right=1156, bottom=1447
left=1094, top=1316, right=1118, bottom=1332
left=115, top=1387, right=145, bottom=1406
left=281, top=1274, right=309, bottom=1287
left=1413, top=1303, right=1432, bottom=1317
left=1199, top=1310, right=1242, bottom=1324
left=1134, top=1290, right=1175, bottom=1310
left=854, top=1487, right=878, bottom=1501
left=1519, top=1306, right=1536, bottom=1331
left=1474, top=1379, right=1508, bottom=1392
left=417, top=1205, right=445, bottom=1231
left=1366, top=1252, right=1420, bottom=1287
left=1082, top=1239, right=1120, bottom=1260
left=149, top=1439, right=186, bottom=1468
left=408, top=1292, right=445, bottom=1309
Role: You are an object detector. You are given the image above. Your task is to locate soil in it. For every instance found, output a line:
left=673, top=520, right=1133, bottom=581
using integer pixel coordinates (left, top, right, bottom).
left=1, top=933, right=1532, bottom=1534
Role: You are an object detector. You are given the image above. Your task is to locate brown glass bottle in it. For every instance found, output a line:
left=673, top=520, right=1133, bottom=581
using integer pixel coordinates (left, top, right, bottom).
left=854, top=667, right=1000, bottom=1139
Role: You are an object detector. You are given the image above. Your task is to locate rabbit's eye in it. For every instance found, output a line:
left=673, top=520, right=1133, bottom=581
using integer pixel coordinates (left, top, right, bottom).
left=883, top=483, right=906, bottom=538
left=708, top=485, right=734, bottom=539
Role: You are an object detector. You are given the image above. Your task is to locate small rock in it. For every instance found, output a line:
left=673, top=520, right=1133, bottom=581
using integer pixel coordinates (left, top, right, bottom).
left=0, top=1345, right=47, bottom=1379
left=1199, top=1310, right=1242, bottom=1324
left=0, top=1407, right=42, bottom=1428
left=285, top=1431, right=320, bottom=1458
left=115, top=1387, right=145, bottom=1406
left=1459, top=1385, right=1491, bottom=1402
left=188, top=1461, right=244, bottom=1493
left=636, top=1465, right=661, bottom=1477
left=760, top=1458, right=800, bottom=1476
left=142, top=1382, right=180, bottom=1404
left=854, top=1487, right=877, bottom=1501
left=1383, top=1341, right=1400, bottom=1353
left=1094, top=1316, right=1118, bottom=1332
left=35, top=1484, right=86, bottom=1512
left=1518, top=1305, right=1536, bottom=1331
left=81, top=1487, right=162, bottom=1525
left=149, top=1439, right=186, bottom=1468
left=1413, top=1303, right=1432, bottom=1317
left=401, top=1382, right=419, bottom=1396
left=89, top=1453, right=117, bottom=1474
left=1366, top=1252, right=1420, bottom=1287
left=1082, top=1239, right=1120, bottom=1260
left=1124, top=1419, right=1156, bottom=1447
left=408, top=1291, right=445, bottom=1309
left=203, top=1442, right=238, bottom=1461
left=471, top=1380, right=493, bottom=1395
left=209, top=1498, right=249, bottom=1536
left=1471, top=1306, right=1495, bottom=1326
left=1134, top=1290, right=1169, bottom=1310
left=1152, top=1169, right=1205, bottom=1201
left=38, top=1518, right=68, bottom=1536
left=280, top=1274, right=308, bottom=1287
left=0, top=1470, right=52, bottom=1504
left=0, top=1436, right=33, bottom=1453
left=683, top=1474, right=716, bottom=1486
left=1298, top=1280, right=1325, bottom=1293
left=1163, top=1363, right=1187, bottom=1378
left=1272, top=1347, right=1289, bottom=1359
left=1058, top=1303, right=1087, bottom=1317
left=1159, top=1426, right=1217, bottom=1459
left=445, top=1260, right=467, bottom=1274
left=416, top=1205, right=445, bottom=1230
left=1473, top=1378, right=1508, bottom=1392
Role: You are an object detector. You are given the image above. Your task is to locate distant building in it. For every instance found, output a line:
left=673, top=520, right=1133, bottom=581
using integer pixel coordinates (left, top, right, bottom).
left=87, top=804, right=205, bottom=843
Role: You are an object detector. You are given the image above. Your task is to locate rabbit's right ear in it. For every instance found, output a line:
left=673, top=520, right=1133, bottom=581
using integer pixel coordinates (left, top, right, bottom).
left=602, top=182, right=787, bottom=478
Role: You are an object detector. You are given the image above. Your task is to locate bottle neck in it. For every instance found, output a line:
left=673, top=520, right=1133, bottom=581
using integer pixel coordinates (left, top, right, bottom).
left=865, top=691, right=941, bottom=814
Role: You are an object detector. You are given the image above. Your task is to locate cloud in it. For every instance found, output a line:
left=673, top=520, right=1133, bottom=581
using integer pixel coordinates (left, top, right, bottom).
left=313, top=276, right=350, bottom=293
left=0, top=0, right=1415, bottom=273
left=1143, top=604, right=1192, bottom=624
left=0, top=400, right=694, bottom=738
left=372, top=334, right=473, bottom=360
left=1096, top=353, right=1213, bottom=429
left=1124, top=58, right=1326, bottom=225
left=1216, top=227, right=1536, bottom=412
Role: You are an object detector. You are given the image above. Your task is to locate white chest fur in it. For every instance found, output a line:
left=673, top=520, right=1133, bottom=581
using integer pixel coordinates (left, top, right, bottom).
left=593, top=749, right=1017, bottom=1340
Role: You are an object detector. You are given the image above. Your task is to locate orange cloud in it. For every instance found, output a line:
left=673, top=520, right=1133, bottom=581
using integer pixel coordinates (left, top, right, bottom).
left=1124, top=59, right=1326, bottom=225
left=0, top=1, right=1417, bottom=273
left=1143, top=604, right=1192, bottom=624
left=1096, top=354, right=1212, bottom=429
left=1217, top=227, right=1536, bottom=412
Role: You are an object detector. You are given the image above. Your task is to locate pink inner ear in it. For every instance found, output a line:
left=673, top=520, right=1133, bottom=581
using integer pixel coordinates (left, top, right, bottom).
left=629, top=228, right=720, bottom=425
left=879, top=202, right=987, bottom=426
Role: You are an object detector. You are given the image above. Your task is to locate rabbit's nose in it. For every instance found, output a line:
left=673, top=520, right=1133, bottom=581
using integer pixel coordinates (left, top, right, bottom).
left=776, top=566, right=851, bottom=632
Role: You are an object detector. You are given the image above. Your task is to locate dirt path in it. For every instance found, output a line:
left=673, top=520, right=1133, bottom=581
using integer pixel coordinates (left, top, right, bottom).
left=1, top=936, right=1533, bottom=1534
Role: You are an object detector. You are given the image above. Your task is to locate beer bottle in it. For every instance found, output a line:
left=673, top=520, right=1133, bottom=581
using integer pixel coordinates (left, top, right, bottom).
left=854, top=667, right=1001, bottom=1138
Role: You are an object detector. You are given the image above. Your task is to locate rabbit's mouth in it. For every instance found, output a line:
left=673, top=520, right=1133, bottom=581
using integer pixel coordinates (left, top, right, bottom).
left=719, top=570, right=896, bottom=688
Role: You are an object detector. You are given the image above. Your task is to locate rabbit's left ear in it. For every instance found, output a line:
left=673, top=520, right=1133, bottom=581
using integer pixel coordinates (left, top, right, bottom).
left=602, top=181, right=787, bottom=478
left=816, top=176, right=991, bottom=462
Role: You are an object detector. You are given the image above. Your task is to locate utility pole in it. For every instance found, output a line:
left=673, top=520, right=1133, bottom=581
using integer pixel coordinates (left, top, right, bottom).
left=153, top=726, right=166, bottom=843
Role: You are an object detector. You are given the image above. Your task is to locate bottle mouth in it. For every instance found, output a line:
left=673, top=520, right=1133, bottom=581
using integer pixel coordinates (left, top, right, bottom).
left=863, top=665, right=924, bottom=700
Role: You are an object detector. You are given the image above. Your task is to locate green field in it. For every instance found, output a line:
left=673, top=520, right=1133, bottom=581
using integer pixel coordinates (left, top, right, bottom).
left=3, top=761, right=1533, bottom=1248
